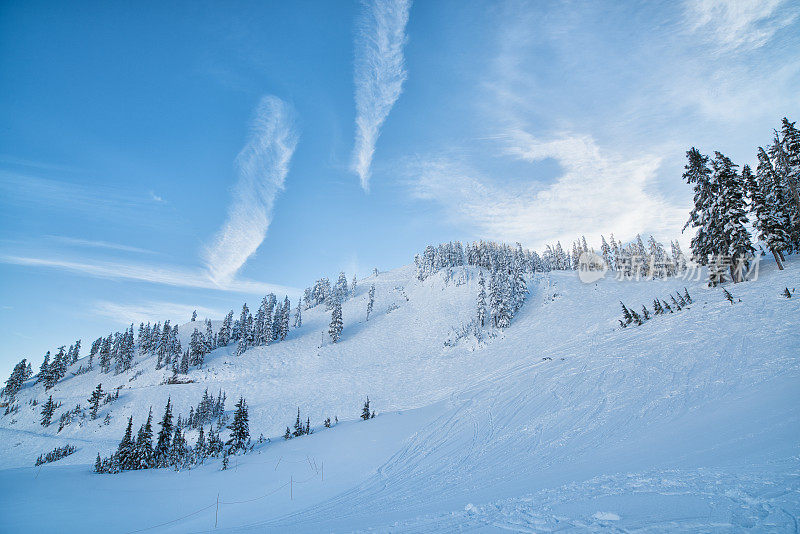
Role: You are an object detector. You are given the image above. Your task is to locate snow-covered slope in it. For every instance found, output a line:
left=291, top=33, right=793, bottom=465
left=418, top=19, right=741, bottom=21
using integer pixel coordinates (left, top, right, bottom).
left=1, top=258, right=798, bottom=532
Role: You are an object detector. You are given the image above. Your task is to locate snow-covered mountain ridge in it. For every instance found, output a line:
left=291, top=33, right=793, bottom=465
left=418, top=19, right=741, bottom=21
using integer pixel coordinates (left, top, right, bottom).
left=1, top=255, right=798, bottom=532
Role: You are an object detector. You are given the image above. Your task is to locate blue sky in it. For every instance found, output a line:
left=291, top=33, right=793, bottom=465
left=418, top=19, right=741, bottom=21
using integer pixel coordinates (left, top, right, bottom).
left=1, top=0, right=798, bottom=377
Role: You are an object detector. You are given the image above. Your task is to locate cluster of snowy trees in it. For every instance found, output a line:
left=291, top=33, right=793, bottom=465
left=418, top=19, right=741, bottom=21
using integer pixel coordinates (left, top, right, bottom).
left=619, top=288, right=692, bottom=328
left=683, top=117, right=800, bottom=284
left=35, top=444, right=76, bottom=466
left=34, top=341, right=82, bottom=390
left=2, top=359, right=32, bottom=400
left=302, top=272, right=360, bottom=344
left=95, top=394, right=248, bottom=474
left=213, top=293, right=300, bottom=359
left=542, top=235, right=687, bottom=279
left=183, top=389, right=227, bottom=429
left=414, top=241, right=531, bottom=330
left=303, top=272, right=356, bottom=310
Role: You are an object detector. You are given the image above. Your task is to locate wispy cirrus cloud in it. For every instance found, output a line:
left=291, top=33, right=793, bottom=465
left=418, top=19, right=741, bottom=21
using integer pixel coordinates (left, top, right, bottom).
left=685, top=0, right=797, bottom=52
left=0, top=254, right=298, bottom=296
left=351, top=0, right=411, bottom=192
left=203, top=96, right=298, bottom=285
left=45, top=235, right=156, bottom=255
left=409, top=132, right=688, bottom=248
left=92, top=300, right=223, bottom=326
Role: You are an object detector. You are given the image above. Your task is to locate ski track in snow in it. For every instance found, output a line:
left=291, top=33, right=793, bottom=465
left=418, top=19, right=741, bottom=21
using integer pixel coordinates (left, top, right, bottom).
left=1, top=258, right=799, bottom=532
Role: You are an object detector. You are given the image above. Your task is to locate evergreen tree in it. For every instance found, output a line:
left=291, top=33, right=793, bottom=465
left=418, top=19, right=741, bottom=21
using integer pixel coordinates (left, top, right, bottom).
left=116, top=416, right=136, bottom=470
left=620, top=302, right=633, bottom=326
left=191, top=310, right=197, bottom=322
left=366, top=284, right=375, bottom=321
left=195, top=425, right=206, bottom=460
left=713, top=153, right=753, bottom=282
left=361, top=397, right=371, bottom=421
left=683, top=147, right=716, bottom=265
left=335, top=272, right=349, bottom=303
left=752, top=147, right=792, bottom=268
left=293, top=407, right=304, bottom=437
left=284, top=427, right=292, bottom=440
left=2, top=359, right=28, bottom=399
left=477, top=271, right=487, bottom=327
left=280, top=296, right=291, bottom=340
left=40, top=395, right=56, bottom=426
left=293, top=300, right=302, bottom=328
left=641, top=305, right=650, bottom=321
left=154, top=398, right=173, bottom=467
left=180, top=349, right=189, bottom=374
left=88, top=383, right=104, bottom=419
left=135, top=407, right=154, bottom=469
left=329, top=299, right=343, bottom=343
left=36, top=351, right=50, bottom=385
left=218, top=311, right=233, bottom=347
left=189, top=328, right=206, bottom=367
left=235, top=335, right=248, bottom=358
left=226, top=397, right=250, bottom=453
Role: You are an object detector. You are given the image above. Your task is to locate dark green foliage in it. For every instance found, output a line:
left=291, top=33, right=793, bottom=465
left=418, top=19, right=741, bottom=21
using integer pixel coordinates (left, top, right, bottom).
left=723, top=287, right=735, bottom=304
left=361, top=397, right=371, bottom=421
left=226, top=397, right=250, bottom=453
left=40, top=395, right=56, bottom=427
left=36, top=444, right=76, bottom=466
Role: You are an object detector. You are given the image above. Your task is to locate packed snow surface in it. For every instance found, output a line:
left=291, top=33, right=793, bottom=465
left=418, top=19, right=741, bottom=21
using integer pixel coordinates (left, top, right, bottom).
left=1, top=258, right=798, bottom=532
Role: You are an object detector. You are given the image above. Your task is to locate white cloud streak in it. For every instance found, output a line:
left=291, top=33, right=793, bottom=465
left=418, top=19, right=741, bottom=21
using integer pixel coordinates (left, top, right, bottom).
left=351, top=0, right=411, bottom=192
left=409, top=132, right=688, bottom=248
left=92, top=300, right=223, bottom=326
left=0, top=255, right=298, bottom=296
left=685, top=0, right=796, bottom=52
left=203, top=96, right=298, bottom=284
left=45, top=235, right=156, bottom=255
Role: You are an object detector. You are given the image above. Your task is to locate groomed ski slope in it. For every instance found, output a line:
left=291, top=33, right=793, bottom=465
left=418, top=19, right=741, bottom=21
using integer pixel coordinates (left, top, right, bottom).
left=1, top=258, right=799, bottom=532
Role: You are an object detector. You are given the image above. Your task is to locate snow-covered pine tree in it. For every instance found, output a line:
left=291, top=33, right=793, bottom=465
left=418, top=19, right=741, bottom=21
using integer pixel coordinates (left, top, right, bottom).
left=116, top=416, right=136, bottom=471
left=366, top=284, right=375, bottom=321
left=238, top=304, right=250, bottom=343
left=180, top=349, right=189, bottom=374
left=293, top=300, right=302, bottom=328
left=156, top=322, right=171, bottom=369
left=752, top=147, right=792, bottom=269
left=170, top=425, right=188, bottom=468
left=189, top=328, right=206, bottom=367
left=40, top=395, right=56, bottom=426
left=620, top=302, right=633, bottom=326
left=335, top=272, right=349, bottom=303
left=218, top=311, right=233, bottom=346
left=134, top=407, right=154, bottom=469
left=280, top=296, right=290, bottom=340
left=293, top=407, right=303, bottom=437
left=361, top=397, right=371, bottom=420
left=683, top=147, right=716, bottom=266
left=235, top=335, right=247, bottom=358
left=35, top=351, right=50, bottom=385
left=226, top=396, right=249, bottom=453
left=477, top=271, right=487, bottom=328
left=191, top=310, right=197, bottom=322
left=88, top=383, right=103, bottom=419
left=713, top=152, right=753, bottom=282
left=2, top=359, right=28, bottom=400
left=195, top=425, right=206, bottom=461
left=154, top=398, right=173, bottom=467
left=329, top=298, right=343, bottom=343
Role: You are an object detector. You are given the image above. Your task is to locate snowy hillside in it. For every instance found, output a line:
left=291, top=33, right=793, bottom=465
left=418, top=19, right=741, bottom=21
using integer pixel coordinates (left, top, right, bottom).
left=1, top=255, right=799, bottom=532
